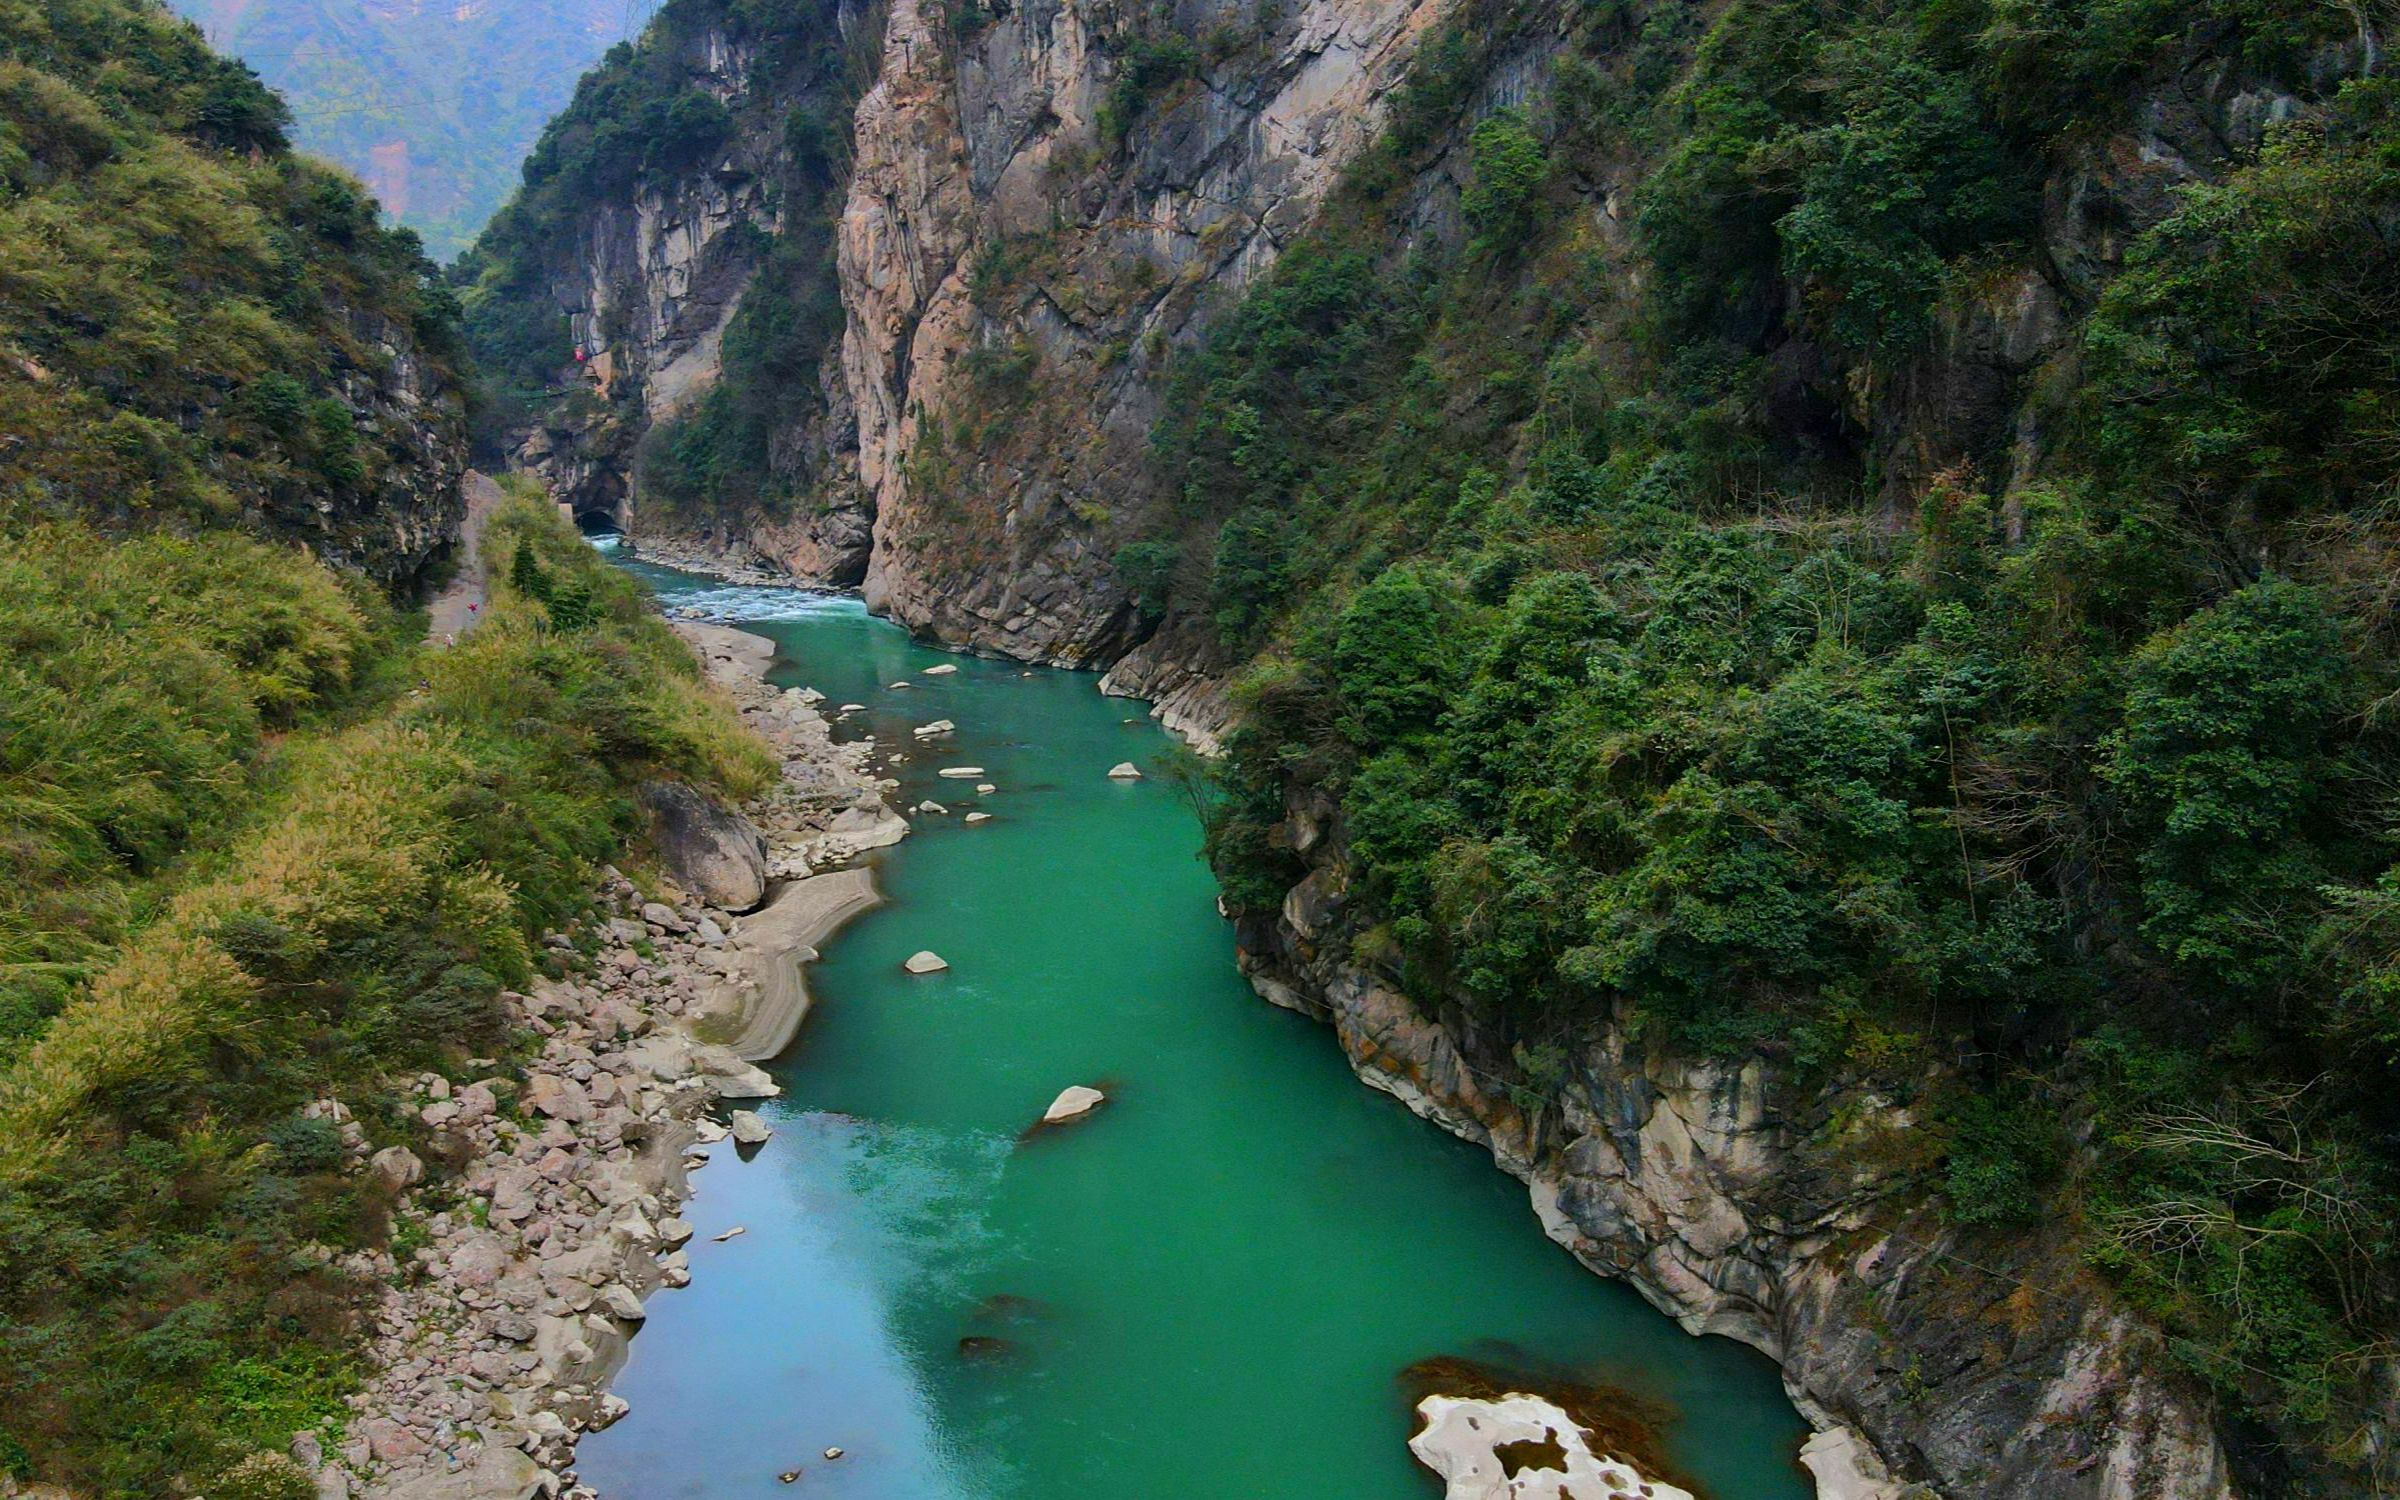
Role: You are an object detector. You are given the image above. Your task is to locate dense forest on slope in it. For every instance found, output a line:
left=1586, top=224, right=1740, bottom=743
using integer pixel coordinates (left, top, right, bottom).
left=0, top=0, right=466, bottom=579
left=1114, top=0, right=2400, bottom=1480
left=169, top=0, right=662, bottom=259
left=0, top=6, right=768, bottom=1490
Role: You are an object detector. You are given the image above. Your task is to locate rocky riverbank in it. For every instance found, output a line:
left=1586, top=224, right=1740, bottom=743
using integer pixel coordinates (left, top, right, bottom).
left=1238, top=801, right=2235, bottom=1500
left=315, top=621, right=904, bottom=1500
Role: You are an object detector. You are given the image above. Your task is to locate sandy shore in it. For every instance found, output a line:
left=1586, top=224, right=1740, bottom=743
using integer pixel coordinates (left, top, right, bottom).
left=709, top=867, right=882, bottom=1061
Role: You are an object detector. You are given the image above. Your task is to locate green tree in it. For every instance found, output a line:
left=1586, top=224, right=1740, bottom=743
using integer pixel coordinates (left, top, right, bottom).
left=2102, top=578, right=2350, bottom=994
left=508, top=538, right=553, bottom=602
left=1462, top=109, right=1547, bottom=241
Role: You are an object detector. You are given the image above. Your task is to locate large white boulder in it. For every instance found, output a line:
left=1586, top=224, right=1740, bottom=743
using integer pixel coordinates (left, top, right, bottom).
left=921, top=663, right=958, bottom=675
left=937, top=766, right=986, bottom=778
left=1106, top=762, right=1142, bottom=780
left=1408, top=1393, right=1694, bottom=1500
left=1042, top=1085, right=1106, bottom=1124
left=728, top=1110, right=773, bottom=1145
left=904, top=950, right=950, bottom=974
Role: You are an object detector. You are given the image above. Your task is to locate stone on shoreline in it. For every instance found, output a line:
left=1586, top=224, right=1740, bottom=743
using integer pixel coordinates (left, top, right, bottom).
left=638, top=781, right=768, bottom=912
left=598, top=1284, right=647, bottom=1322
left=728, top=1110, right=773, bottom=1145
left=1042, top=1086, right=1106, bottom=1124
left=904, top=951, right=950, bottom=974
left=367, top=1146, right=424, bottom=1195
left=1407, top=1393, right=1694, bottom=1500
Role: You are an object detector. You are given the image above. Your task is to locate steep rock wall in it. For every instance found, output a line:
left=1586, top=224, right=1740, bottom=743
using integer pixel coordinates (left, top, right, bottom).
left=1240, top=799, right=2239, bottom=1499
left=484, top=9, right=872, bottom=579
left=838, top=0, right=1455, bottom=663
left=321, top=303, right=473, bottom=591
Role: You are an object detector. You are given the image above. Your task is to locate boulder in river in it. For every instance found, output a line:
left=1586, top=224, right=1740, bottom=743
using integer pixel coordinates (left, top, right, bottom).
left=729, top=1110, right=773, bottom=1145
left=922, top=663, right=959, bottom=675
left=937, top=766, right=985, bottom=778
left=904, top=950, right=950, bottom=974
left=1407, top=1393, right=1694, bottom=1500
left=965, top=812, right=992, bottom=825
left=639, top=779, right=769, bottom=912
left=1042, top=1085, right=1106, bottom=1124
left=1106, top=762, right=1142, bottom=780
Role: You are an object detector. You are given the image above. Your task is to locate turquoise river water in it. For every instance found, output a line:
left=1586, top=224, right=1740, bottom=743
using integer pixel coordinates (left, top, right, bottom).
left=577, top=548, right=1814, bottom=1499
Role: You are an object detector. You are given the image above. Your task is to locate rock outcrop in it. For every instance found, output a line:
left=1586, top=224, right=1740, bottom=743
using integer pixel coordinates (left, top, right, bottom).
left=1238, top=808, right=2236, bottom=1499
left=1409, top=1393, right=1696, bottom=1500
left=639, top=779, right=770, bottom=911
left=837, top=0, right=1454, bottom=663
left=323, top=304, right=474, bottom=593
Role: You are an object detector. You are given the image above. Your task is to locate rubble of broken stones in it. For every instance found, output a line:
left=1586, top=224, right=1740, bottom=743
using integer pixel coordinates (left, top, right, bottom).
left=313, top=626, right=906, bottom=1500
left=319, top=871, right=777, bottom=1500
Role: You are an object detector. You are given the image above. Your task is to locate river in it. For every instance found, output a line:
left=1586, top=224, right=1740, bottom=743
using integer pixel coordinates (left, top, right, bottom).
left=576, top=547, right=1813, bottom=1499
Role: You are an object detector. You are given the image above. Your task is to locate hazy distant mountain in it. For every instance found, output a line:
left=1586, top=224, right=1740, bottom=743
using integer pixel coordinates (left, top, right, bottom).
left=172, top=0, right=663, bottom=259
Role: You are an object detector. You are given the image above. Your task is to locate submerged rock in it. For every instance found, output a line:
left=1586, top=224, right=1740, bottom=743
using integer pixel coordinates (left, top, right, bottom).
left=1042, top=1085, right=1105, bottom=1124
left=1408, top=1393, right=1695, bottom=1500
left=904, top=951, right=950, bottom=974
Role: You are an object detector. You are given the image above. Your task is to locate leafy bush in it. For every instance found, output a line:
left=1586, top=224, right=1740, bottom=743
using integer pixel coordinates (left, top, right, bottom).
left=1462, top=109, right=1547, bottom=242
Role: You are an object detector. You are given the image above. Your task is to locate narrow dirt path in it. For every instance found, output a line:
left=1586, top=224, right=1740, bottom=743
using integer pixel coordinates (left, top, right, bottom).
left=427, top=469, right=502, bottom=645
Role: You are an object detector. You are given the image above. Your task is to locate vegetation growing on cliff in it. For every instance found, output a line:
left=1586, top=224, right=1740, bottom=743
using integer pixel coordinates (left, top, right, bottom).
left=1145, top=0, right=2400, bottom=1468
left=454, top=0, right=875, bottom=521
left=0, top=0, right=463, bottom=570
left=0, top=495, right=766, bottom=1494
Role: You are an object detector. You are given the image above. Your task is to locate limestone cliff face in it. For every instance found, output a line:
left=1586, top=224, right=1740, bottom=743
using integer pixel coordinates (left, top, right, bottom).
left=506, top=27, right=780, bottom=522
left=1240, top=797, right=2239, bottom=1500
left=496, top=12, right=872, bottom=579
left=316, top=302, right=471, bottom=592
left=837, top=0, right=1452, bottom=662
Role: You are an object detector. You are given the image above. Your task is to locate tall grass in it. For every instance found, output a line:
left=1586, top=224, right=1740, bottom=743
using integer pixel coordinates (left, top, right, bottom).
left=0, top=498, right=768, bottom=1492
